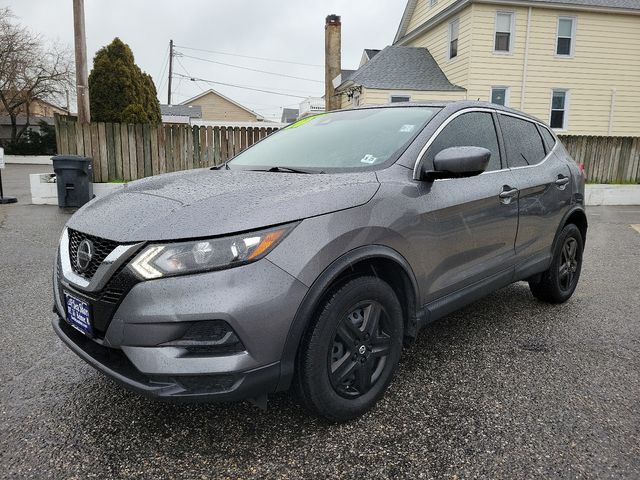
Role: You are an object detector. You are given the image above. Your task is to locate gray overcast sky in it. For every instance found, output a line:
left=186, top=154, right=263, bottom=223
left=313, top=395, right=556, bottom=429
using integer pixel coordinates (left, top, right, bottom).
left=6, top=0, right=403, bottom=120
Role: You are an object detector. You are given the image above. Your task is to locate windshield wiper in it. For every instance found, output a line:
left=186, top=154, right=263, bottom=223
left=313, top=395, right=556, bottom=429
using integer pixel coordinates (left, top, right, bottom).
left=258, top=166, right=316, bottom=174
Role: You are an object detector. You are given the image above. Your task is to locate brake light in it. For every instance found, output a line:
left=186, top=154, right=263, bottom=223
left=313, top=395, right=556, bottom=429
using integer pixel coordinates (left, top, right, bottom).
left=578, top=163, right=587, bottom=181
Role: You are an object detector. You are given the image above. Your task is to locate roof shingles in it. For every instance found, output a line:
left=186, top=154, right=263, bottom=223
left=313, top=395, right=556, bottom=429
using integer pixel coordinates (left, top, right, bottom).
left=339, top=46, right=465, bottom=92
left=160, top=104, right=202, bottom=118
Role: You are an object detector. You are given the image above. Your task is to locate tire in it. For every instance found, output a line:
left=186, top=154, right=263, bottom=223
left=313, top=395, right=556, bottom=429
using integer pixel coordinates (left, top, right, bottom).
left=529, top=223, right=584, bottom=304
left=295, top=276, right=404, bottom=422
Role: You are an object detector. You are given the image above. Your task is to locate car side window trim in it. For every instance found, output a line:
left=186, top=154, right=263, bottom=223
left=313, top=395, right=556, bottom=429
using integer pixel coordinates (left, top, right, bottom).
left=492, top=111, right=508, bottom=171
left=536, top=123, right=557, bottom=154
left=413, top=108, right=559, bottom=180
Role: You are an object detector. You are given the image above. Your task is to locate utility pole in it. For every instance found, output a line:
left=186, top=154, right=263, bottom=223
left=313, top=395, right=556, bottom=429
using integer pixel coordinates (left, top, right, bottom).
left=325, top=15, right=342, bottom=112
left=72, top=0, right=90, bottom=123
left=167, top=39, right=173, bottom=105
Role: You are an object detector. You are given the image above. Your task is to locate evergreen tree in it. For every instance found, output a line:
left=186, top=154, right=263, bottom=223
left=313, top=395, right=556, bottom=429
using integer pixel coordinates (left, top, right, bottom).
left=88, top=38, right=160, bottom=123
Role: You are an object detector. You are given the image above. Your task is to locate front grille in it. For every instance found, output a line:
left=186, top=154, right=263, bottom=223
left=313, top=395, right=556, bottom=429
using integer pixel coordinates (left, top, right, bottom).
left=57, top=244, right=141, bottom=338
left=58, top=266, right=140, bottom=338
left=68, top=228, right=119, bottom=280
left=100, top=287, right=126, bottom=304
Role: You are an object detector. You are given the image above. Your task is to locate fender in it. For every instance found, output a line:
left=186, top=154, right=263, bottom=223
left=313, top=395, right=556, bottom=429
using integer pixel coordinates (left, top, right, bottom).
left=275, top=244, right=420, bottom=391
left=552, top=205, right=588, bottom=254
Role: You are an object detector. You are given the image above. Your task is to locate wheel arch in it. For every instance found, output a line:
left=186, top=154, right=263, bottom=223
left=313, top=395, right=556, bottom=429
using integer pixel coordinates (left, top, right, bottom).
left=554, top=207, right=588, bottom=254
left=276, top=245, right=420, bottom=391
left=564, top=208, right=588, bottom=244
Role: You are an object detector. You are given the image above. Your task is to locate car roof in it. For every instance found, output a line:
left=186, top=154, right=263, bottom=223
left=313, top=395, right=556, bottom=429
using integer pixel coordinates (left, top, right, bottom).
left=342, top=100, right=548, bottom=128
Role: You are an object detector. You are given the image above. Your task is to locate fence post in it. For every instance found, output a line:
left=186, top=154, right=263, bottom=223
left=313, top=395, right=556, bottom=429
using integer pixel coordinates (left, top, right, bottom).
left=113, top=123, right=123, bottom=181
left=158, top=126, right=167, bottom=174
left=120, top=123, right=130, bottom=182
left=105, top=123, right=116, bottom=181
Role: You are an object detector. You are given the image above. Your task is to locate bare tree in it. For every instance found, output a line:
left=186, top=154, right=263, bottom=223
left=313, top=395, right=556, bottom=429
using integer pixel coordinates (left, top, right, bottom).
left=0, top=8, right=74, bottom=144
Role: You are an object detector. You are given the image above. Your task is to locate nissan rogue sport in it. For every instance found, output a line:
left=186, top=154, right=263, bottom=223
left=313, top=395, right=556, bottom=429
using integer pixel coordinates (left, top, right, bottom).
left=53, top=101, right=587, bottom=421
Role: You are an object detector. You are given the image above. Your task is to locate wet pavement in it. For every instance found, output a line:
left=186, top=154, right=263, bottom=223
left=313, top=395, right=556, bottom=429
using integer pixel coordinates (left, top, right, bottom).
left=1, top=164, right=639, bottom=479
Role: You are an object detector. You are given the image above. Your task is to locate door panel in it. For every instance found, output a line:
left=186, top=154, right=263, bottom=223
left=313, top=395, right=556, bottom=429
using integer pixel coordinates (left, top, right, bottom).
left=408, top=111, right=519, bottom=304
left=412, top=172, right=519, bottom=303
left=510, top=154, right=573, bottom=261
left=497, top=114, right=573, bottom=263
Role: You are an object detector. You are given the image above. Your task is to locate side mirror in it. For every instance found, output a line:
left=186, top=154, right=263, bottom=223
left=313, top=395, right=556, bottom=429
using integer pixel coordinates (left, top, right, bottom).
left=420, top=146, right=491, bottom=181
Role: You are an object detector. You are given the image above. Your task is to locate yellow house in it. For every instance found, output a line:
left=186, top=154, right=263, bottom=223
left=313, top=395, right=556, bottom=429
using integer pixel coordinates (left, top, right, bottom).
left=337, top=0, right=640, bottom=136
left=0, top=96, right=68, bottom=118
left=179, top=89, right=264, bottom=123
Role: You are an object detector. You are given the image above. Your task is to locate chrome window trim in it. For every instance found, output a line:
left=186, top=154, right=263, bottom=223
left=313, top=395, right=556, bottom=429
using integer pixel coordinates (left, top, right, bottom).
left=59, top=228, right=143, bottom=293
left=413, top=107, right=557, bottom=181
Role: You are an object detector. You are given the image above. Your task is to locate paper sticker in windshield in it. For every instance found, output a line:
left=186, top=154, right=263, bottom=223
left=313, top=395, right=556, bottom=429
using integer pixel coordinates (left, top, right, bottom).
left=399, top=124, right=416, bottom=133
left=360, top=154, right=378, bottom=164
left=285, top=113, right=328, bottom=129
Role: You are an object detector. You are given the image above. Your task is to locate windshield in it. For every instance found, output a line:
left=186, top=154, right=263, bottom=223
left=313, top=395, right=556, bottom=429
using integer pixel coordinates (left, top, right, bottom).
left=228, top=107, right=440, bottom=172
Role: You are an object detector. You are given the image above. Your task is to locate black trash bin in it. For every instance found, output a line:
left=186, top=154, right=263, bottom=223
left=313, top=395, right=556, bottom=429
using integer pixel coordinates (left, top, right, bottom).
left=52, top=155, right=94, bottom=208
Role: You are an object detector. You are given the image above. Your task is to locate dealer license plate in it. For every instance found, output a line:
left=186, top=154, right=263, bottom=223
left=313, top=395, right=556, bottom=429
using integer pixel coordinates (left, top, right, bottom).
left=64, top=292, right=92, bottom=335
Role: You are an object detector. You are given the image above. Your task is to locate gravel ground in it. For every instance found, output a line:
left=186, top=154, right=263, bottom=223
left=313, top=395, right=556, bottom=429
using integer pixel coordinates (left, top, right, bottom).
left=1, top=164, right=639, bottom=479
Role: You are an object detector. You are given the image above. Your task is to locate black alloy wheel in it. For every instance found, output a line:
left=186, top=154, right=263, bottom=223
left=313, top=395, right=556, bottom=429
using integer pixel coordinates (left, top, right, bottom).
left=529, top=223, right=584, bottom=303
left=558, top=236, right=580, bottom=292
left=329, top=301, right=392, bottom=398
left=296, top=276, right=404, bottom=421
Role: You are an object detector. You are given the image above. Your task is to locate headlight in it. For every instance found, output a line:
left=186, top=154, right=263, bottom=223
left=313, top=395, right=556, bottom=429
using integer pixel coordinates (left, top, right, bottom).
left=129, top=224, right=294, bottom=279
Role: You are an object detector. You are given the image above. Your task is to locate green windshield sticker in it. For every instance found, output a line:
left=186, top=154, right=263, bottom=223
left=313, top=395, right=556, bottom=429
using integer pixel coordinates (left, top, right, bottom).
left=285, top=113, right=328, bottom=129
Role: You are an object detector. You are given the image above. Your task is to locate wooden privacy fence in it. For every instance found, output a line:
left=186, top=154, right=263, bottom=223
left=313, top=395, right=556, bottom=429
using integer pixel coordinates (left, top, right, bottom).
left=54, top=115, right=280, bottom=183
left=558, top=135, right=640, bottom=184
left=54, top=116, right=640, bottom=184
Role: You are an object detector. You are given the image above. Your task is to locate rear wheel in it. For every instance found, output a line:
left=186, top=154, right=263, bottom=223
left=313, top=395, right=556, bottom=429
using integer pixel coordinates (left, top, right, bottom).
left=296, top=276, right=404, bottom=422
left=529, top=223, right=584, bottom=303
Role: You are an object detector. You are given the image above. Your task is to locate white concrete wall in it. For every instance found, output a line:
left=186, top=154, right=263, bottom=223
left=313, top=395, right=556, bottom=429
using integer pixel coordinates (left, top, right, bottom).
left=584, top=185, right=640, bottom=206
left=6, top=155, right=52, bottom=165
left=29, top=173, right=125, bottom=205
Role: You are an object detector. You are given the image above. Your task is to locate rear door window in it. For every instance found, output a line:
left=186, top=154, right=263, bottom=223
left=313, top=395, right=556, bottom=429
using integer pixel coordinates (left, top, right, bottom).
left=499, top=115, right=547, bottom=168
left=425, top=112, right=502, bottom=172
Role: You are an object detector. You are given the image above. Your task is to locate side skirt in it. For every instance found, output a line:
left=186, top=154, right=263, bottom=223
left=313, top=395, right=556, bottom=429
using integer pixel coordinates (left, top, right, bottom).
left=418, top=267, right=515, bottom=328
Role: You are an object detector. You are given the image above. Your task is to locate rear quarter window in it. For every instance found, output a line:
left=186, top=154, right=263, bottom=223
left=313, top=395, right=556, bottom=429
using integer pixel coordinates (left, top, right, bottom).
left=499, top=114, right=547, bottom=168
left=539, top=125, right=557, bottom=153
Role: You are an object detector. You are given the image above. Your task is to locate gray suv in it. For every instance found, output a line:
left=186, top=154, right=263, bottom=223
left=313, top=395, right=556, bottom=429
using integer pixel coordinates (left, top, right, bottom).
left=53, top=102, right=586, bottom=421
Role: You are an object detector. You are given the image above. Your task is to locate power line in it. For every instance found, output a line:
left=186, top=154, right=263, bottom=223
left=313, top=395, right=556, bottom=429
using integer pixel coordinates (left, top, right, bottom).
left=173, top=73, right=310, bottom=99
left=172, top=72, right=318, bottom=96
left=173, top=48, right=318, bottom=95
left=175, top=56, right=206, bottom=93
left=157, top=45, right=171, bottom=94
left=174, top=44, right=323, bottom=68
left=176, top=52, right=324, bottom=84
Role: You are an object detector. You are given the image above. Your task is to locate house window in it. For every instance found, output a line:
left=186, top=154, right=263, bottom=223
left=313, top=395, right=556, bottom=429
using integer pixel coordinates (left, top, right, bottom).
left=351, top=91, right=361, bottom=107
left=449, top=19, right=459, bottom=59
left=550, top=90, right=568, bottom=129
left=390, top=95, right=411, bottom=103
left=495, top=12, right=513, bottom=52
left=491, top=87, right=509, bottom=106
left=556, top=17, right=576, bottom=56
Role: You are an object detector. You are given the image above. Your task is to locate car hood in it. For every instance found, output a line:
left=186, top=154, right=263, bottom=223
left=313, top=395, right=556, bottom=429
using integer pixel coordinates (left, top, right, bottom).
left=66, top=169, right=380, bottom=242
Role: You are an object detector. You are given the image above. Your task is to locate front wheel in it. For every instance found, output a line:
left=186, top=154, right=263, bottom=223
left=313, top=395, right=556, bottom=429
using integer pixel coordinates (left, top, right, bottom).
left=529, top=223, right=584, bottom=303
left=295, top=276, right=404, bottom=422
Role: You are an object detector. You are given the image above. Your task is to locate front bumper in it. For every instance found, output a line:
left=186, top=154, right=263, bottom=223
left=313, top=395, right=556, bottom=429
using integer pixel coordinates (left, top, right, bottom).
left=54, top=257, right=309, bottom=402
left=52, top=317, right=280, bottom=401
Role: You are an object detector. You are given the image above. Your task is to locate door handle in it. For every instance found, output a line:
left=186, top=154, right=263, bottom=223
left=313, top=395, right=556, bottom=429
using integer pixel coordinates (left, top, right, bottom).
left=499, top=187, right=518, bottom=199
left=555, top=176, right=570, bottom=187
left=499, top=186, right=518, bottom=205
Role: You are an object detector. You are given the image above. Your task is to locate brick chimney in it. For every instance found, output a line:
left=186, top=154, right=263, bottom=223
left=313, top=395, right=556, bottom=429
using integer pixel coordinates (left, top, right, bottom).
left=325, top=14, right=342, bottom=112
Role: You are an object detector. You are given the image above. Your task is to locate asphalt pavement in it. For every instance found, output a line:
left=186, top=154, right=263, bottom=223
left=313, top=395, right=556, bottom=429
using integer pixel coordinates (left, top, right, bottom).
left=1, top=164, right=639, bottom=479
